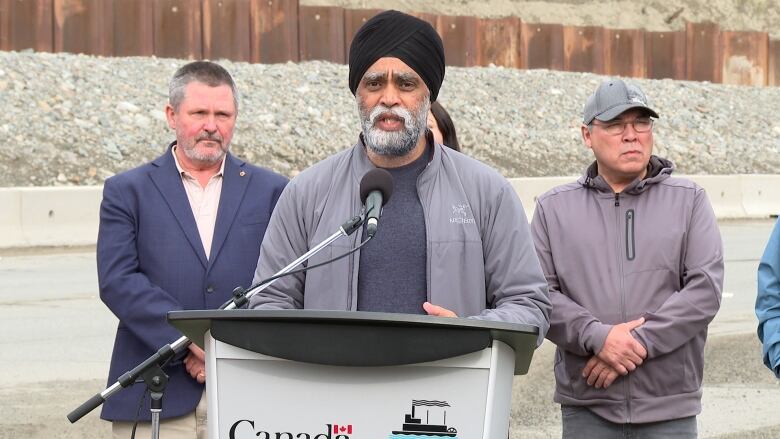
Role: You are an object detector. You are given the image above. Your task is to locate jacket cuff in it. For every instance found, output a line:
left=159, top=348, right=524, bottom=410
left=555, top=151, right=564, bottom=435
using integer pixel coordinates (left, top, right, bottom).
left=766, top=342, right=780, bottom=379
left=582, top=322, right=612, bottom=355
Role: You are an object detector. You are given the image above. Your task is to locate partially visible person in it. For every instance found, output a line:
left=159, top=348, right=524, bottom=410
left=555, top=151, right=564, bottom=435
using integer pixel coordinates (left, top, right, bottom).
left=532, top=78, right=723, bottom=438
left=98, top=61, right=287, bottom=438
left=757, top=217, right=780, bottom=378
left=427, top=100, right=460, bottom=151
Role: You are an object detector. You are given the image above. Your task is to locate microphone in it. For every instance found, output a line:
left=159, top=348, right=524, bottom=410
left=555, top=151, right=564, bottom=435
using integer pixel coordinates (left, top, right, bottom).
left=359, top=169, right=394, bottom=238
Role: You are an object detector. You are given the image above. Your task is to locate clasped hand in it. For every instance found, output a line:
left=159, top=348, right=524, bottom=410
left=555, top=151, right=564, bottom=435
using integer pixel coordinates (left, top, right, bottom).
left=582, top=317, right=646, bottom=388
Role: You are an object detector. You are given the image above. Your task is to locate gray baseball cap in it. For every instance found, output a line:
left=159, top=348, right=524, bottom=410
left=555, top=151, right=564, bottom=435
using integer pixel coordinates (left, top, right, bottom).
left=583, top=78, right=659, bottom=124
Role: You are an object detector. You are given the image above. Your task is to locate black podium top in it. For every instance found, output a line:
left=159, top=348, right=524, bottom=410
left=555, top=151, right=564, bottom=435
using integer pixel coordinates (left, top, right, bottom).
left=168, top=310, right=539, bottom=375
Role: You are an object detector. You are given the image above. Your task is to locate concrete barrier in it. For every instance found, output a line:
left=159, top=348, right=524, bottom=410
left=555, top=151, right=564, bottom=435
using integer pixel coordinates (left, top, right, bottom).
left=1, top=175, right=778, bottom=249
left=0, top=187, right=102, bottom=248
left=510, top=174, right=780, bottom=222
left=739, top=175, right=780, bottom=218
left=0, top=190, right=24, bottom=248
left=680, top=175, right=749, bottom=219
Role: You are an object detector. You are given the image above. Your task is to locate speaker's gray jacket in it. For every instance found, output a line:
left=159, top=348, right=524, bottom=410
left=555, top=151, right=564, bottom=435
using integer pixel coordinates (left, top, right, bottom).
left=249, top=136, right=551, bottom=345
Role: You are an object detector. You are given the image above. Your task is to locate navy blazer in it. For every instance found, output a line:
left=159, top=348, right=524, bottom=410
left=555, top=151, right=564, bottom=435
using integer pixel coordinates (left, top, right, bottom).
left=98, top=145, right=287, bottom=421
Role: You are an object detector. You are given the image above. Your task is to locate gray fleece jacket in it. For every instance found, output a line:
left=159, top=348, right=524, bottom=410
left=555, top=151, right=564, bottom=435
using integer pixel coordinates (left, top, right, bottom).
left=531, top=156, right=723, bottom=424
left=249, top=137, right=551, bottom=344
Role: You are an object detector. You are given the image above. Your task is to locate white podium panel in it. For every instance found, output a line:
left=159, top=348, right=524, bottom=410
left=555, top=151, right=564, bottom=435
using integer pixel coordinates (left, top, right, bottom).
left=207, top=333, right=514, bottom=439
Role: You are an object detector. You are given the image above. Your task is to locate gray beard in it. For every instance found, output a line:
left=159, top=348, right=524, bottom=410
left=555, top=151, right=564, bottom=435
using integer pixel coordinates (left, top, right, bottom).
left=180, top=134, right=228, bottom=165
left=359, top=98, right=430, bottom=157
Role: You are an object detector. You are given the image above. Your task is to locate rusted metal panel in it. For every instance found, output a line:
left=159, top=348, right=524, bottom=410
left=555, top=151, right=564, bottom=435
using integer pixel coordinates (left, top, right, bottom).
left=250, top=0, right=298, bottom=63
left=562, top=25, right=605, bottom=74
left=344, top=8, right=381, bottom=60
left=153, top=0, right=201, bottom=60
left=520, top=22, right=564, bottom=70
left=203, top=0, right=250, bottom=62
left=299, top=6, right=345, bottom=63
left=476, top=16, right=520, bottom=68
left=113, top=0, right=153, bottom=57
left=721, top=31, right=768, bottom=86
left=436, top=14, right=478, bottom=67
left=54, top=0, right=113, bottom=56
left=0, top=0, right=6, bottom=50
left=344, top=8, right=383, bottom=60
left=410, top=11, right=437, bottom=28
left=603, top=28, right=645, bottom=78
left=1, top=0, right=54, bottom=52
left=769, top=39, right=780, bottom=87
left=686, top=21, right=721, bottom=83
left=645, top=30, right=686, bottom=80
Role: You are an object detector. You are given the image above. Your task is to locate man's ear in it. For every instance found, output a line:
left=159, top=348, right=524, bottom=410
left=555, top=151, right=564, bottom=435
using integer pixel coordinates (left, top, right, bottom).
left=165, top=103, right=176, bottom=130
left=581, top=124, right=593, bottom=150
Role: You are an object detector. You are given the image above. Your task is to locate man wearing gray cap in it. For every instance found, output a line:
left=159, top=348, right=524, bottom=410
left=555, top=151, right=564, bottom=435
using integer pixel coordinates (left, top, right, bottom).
left=249, top=10, right=551, bottom=342
left=531, top=78, right=723, bottom=437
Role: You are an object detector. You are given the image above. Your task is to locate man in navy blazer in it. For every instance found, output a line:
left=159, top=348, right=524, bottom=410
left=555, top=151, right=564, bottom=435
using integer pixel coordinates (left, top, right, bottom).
left=97, top=61, right=287, bottom=438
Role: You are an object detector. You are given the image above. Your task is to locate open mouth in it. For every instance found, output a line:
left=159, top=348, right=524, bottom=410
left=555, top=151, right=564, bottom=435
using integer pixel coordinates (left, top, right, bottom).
left=374, top=113, right=405, bottom=131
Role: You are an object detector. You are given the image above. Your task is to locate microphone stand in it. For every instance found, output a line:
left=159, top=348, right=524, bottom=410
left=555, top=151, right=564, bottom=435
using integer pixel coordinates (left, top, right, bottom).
left=67, top=214, right=365, bottom=436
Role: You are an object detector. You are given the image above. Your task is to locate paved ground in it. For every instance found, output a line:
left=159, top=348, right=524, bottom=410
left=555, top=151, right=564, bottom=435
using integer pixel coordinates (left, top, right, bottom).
left=0, top=219, right=778, bottom=438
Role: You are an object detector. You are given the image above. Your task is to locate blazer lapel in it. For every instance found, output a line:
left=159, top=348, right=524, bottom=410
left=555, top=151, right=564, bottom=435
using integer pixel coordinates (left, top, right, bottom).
left=207, top=153, right=250, bottom=268
left=149, top=144, right=208, bottom=269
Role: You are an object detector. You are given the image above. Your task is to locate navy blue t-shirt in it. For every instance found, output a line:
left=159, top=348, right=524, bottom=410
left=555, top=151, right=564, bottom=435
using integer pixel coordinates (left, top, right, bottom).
left=357, top=148, right=429, bottom=314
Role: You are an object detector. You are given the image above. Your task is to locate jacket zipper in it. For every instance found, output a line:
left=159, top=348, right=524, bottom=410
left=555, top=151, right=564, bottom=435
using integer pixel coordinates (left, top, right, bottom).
left=614, top=192, right=632, bottom=422
left=417, top=167, right=433, bottom=301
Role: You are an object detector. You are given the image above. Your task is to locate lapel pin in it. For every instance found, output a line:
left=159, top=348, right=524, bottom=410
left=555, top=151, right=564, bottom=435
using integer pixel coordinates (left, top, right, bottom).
left=239, top=171, right=246, bottom=177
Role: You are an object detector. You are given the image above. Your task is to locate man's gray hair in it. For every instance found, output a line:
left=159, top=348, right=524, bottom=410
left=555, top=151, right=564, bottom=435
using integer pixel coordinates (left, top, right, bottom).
left=168, top=61, right=239, bottom=112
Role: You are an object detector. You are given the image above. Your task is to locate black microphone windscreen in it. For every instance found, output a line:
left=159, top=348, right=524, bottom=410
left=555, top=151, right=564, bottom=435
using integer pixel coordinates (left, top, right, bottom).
left=359, top=168, right=394, bottom=205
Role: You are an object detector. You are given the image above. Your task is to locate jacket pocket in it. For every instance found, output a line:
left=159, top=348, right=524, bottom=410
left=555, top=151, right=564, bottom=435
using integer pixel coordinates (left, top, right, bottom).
left=631, top=346, right=689, bottom=399
left=625, top=209, right=635, bottom=261
left=559, top=350, right=622, bottom=401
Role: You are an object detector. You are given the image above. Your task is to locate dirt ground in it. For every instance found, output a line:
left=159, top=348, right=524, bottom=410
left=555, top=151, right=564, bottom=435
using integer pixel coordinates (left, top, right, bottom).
left=2, top=333, right=777, bottom=438
left=303, top=0, right=780, bottom=38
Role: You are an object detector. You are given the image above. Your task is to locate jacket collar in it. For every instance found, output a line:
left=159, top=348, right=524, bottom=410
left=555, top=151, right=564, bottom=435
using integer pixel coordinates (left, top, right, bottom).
left=579, top=155, right=674, bottom=194
left=350, top=130, right=439, bottom=185
left=208, top=152, right=250, bottom=268
left=150, top=141, right=208, bottom=268
left=149, top=142, right=250, bottom=269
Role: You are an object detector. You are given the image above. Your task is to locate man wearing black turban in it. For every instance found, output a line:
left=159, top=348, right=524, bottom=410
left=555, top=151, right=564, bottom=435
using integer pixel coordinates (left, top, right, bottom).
left=250, top=10, right=551, bottom=355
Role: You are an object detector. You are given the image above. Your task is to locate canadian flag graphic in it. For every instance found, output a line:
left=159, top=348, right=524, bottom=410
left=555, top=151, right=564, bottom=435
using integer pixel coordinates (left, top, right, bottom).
left=333, top=424, right=353, bottom=434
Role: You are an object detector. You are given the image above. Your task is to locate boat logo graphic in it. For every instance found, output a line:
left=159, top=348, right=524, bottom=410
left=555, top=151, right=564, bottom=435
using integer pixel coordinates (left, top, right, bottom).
left=389, top=399, right=458, bottom=438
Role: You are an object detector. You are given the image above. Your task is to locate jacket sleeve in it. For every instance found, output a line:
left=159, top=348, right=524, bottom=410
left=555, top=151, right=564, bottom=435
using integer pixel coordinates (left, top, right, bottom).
left=632, top=188, right=724, bottom=358
left=531, top=201, right=611, bottom=356
left=757, top=218, right=780, bottom=377
left=474, top=183, right=552, bottom=346
left=248, top=180, right=306, bottom=310
left=97, top=178, right=185, bottom=352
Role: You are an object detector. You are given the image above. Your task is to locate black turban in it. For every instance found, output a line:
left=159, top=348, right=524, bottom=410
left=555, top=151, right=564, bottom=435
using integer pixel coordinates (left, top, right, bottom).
left=348, top=10, right=446, bottom=102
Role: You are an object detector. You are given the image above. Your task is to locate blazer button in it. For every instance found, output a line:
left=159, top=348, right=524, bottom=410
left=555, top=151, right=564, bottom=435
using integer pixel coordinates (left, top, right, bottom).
left=206, top=286, right=215, bottom=294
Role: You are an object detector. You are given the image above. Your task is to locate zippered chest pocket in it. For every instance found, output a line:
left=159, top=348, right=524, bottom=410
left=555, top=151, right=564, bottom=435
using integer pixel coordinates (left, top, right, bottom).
left=626, top=209, right=635, bottom=260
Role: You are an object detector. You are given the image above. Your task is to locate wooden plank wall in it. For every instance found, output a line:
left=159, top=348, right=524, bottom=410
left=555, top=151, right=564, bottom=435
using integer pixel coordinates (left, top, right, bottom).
left=0, top=0, right=54, bottom=52
left=1, top=1, right=779, bottom=87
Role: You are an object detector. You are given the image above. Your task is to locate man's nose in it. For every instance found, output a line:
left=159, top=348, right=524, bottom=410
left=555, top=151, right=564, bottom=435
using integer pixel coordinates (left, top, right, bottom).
left=203, top=115, right=218, bottom=132
left=622, top=122, right=638, bottom=141
left=379, top=84, right=401, bottom=107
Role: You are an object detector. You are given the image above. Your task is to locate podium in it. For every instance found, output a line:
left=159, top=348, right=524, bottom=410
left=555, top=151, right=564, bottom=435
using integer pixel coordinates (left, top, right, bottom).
left=168, top=309, right=538, bottom=439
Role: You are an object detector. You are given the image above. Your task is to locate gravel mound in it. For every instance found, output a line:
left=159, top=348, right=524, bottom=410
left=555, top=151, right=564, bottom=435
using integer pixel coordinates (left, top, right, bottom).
left=1, top=50, right=779, bottom=187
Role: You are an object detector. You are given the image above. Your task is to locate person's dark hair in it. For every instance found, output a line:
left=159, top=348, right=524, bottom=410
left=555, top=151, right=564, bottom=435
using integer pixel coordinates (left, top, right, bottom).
left=430, top=101, right=459, bottom=151
left=169, top=61, right=239, bottom=112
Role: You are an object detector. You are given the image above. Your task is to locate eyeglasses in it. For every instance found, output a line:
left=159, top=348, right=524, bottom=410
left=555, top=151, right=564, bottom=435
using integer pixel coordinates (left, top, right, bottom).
left=591, top=117, right=654, bottom=135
